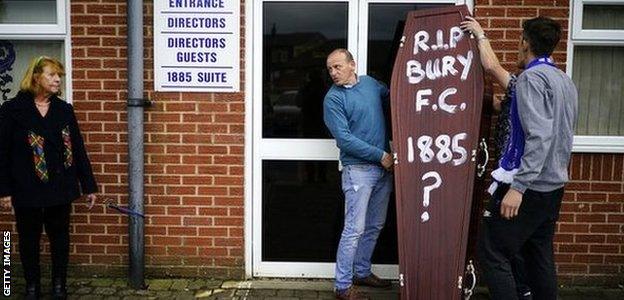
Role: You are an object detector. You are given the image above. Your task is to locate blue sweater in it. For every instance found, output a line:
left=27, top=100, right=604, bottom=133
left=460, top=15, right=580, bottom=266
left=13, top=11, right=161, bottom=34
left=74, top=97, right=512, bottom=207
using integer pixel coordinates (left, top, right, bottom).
left=323, top=75, right=390, bottom=166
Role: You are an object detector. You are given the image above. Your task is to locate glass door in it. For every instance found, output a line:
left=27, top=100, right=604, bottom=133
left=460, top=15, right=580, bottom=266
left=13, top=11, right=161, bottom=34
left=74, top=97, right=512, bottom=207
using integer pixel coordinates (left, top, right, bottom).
left=252, top=0, right=459, bottom=278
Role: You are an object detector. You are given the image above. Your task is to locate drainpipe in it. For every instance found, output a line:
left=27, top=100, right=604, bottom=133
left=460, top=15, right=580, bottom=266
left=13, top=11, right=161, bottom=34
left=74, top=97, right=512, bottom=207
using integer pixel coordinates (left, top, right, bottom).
left=127, top=0, right=146, bottom=289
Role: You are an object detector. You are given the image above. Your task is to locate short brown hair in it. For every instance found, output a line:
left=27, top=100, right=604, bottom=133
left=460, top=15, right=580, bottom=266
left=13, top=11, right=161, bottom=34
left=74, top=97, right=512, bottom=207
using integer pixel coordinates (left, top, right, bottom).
left=20, top=56, right=65, bottom=96
left=522, top=17, right=561, bottom=57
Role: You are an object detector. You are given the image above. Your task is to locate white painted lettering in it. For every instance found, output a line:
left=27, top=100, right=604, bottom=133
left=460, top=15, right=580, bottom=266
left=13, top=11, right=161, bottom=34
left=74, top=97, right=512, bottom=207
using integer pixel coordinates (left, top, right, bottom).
left=421, top=171, right=442, bottom=223
left=435, top=135, right=452, bottom=164
left=436, top=29, right=444, bottom=50
left=413, top=31, right=430, bottom=54
left=417, top=135, right=434, bottom=163
left=406, top=60, right=425, bottom=84
left=457, top=50, right=473, bottom=81
left=425, top=58, right=442, bottom=81
left=415, top=89, right=432, bottom=112
left=407, top=137, right=414, bottom=163
left=441, top=55, right=458, bottom=78
left=406, top=50, right=472, bottom=84
left=450, top=26, right=463, bottom=49
left=438, top=87, right=458, bottom=114
left=408, top=133, right=469, bottom=165
left=452, top=133, right=468, bottom=166
left=413, top=27, right=465, bottom=52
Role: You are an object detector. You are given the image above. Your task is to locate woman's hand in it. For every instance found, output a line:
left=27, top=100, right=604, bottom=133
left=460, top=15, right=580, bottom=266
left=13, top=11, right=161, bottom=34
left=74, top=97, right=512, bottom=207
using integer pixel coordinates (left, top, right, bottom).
left=86, top=194, right=97, bottom=209
left=460, top=16, right=485, bottom=38
left=0, top=196, right=12, bottom=211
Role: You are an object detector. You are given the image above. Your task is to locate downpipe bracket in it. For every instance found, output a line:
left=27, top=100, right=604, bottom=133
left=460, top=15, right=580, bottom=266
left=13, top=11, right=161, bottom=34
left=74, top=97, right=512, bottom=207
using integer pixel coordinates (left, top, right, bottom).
left=127, top=98, right=152, bottom=107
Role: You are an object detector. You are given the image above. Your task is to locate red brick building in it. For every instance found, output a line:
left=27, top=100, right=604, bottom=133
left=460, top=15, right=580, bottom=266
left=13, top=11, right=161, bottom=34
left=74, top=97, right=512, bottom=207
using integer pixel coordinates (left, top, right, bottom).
left=0, top=0, right=622, bottom=286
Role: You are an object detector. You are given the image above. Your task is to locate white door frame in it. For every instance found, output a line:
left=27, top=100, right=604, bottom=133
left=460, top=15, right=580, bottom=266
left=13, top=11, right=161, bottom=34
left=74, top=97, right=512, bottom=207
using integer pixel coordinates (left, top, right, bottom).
left=244, top=0, right=473, bottom=279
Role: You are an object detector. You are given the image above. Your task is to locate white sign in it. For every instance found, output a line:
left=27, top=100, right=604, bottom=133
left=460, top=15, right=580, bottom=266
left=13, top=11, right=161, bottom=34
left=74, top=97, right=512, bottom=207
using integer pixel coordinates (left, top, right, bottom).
left=154, top=0, right=240, bottom=92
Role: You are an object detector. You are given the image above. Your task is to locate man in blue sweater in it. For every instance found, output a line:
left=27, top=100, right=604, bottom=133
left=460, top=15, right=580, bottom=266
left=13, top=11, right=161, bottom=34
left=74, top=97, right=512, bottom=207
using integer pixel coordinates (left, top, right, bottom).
left=323, top=49, right=394, bottom=300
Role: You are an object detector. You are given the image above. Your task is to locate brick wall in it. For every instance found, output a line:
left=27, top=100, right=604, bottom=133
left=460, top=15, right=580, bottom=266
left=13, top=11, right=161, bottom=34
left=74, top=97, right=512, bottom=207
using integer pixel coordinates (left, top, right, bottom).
left=475, top=0, right=624, bottom=285
left=0, top=0, right=621, bottom=285
left=0, top=0, right=245, bottom=278
left=68, top=0, right=246, bottom=278
left=559, top=154, right=624, bottom=285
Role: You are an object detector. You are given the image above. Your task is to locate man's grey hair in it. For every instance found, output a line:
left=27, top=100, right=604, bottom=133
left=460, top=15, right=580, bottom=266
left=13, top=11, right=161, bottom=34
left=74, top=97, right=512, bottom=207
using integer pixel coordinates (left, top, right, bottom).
left=329, top=48, right=354, bottom=62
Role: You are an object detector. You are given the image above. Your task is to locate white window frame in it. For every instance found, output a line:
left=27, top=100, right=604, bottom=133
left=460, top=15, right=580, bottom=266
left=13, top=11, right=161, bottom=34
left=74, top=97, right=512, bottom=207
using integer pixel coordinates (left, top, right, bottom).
left=245, top=0, right=473, bottom=279
left=357, top=0, right=473, bottom=73
left=0, top=0, right=67, bottom=35
left=0, top=0, right=72, bottom=103
left=567, top=0, right=624, bottom=153
left=571, top=0, right=624, bottom=40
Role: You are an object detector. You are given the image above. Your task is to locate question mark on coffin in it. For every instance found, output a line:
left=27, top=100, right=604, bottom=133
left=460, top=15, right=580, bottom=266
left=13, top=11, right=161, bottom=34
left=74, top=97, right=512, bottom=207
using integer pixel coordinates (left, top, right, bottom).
left=421, top=171, right=442, bottom=223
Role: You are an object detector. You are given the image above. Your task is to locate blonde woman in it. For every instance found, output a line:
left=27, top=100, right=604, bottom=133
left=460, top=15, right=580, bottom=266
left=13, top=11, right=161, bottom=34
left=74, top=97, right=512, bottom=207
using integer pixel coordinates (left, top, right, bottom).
left=0, top=56, right=97, bottom=300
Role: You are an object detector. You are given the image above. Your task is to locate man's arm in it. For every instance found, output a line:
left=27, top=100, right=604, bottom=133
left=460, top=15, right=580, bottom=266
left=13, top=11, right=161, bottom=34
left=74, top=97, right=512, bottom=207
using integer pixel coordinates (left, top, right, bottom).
left=460, top=16, right=511, bottom=88
left=323, top=95, right=385, bottom=162
left=511, top=73, right=554, bottom=193
left=374, top=78, right=394, bottom=170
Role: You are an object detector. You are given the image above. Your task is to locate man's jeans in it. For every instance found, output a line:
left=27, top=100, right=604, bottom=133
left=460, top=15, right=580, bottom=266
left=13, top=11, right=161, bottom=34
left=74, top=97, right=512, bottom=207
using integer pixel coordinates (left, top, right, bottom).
left=335, top=164, right=393, bottom=291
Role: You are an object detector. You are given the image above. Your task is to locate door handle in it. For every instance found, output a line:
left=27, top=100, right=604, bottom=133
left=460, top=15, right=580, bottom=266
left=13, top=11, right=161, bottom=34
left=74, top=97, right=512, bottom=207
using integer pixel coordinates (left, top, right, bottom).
left=462, top=260, right=477, bottom=299
left=476, top=138, right=488, bottom=178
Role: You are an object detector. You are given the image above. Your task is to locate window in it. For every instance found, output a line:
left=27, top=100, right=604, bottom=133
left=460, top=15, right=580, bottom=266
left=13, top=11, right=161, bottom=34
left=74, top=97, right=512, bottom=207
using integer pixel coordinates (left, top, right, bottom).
left=0, top=0, right=66, bottom=34
left=569, top=0, right=624, bottom=152
left=0, top=0, right=71, bottom=104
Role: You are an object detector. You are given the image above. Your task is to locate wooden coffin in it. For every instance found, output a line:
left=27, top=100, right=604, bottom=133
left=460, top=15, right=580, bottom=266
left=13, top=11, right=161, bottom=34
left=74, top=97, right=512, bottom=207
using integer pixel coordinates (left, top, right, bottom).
left=389, top=5, right=489, bottom=299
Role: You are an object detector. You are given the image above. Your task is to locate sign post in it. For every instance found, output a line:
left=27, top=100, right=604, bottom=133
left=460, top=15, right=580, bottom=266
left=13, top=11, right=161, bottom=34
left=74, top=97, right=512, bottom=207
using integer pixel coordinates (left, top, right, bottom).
left=154, top=0, right=240, bottom=92
left=390, top=6, right=487, bottom=299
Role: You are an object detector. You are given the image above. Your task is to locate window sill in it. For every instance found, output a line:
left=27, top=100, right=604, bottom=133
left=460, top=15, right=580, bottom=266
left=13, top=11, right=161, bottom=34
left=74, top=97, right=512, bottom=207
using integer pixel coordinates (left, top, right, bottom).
left=573, top=136, right=624, bottom=153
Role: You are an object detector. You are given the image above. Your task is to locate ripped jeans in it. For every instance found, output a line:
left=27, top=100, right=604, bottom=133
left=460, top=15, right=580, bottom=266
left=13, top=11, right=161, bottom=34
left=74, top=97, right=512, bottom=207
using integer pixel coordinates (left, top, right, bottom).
left=335, top=164, right=393, bottom=291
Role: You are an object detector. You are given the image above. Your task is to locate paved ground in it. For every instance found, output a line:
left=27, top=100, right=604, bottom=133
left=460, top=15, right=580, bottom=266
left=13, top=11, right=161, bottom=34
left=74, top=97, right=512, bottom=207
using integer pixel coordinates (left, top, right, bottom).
left=4, top=277, right=624, bottom=299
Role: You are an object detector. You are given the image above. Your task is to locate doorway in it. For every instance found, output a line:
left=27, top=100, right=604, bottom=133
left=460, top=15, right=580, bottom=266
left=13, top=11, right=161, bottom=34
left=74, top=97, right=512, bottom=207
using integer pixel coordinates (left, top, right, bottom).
left=250, top=0, right=463, bottom=278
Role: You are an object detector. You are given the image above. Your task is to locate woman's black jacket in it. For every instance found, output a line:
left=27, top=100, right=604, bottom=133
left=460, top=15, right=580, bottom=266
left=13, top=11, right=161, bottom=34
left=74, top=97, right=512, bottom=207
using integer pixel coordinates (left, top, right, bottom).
left=0, top=91, right=98, bottom=208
